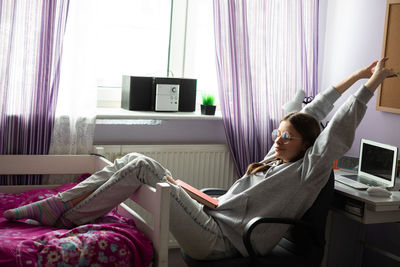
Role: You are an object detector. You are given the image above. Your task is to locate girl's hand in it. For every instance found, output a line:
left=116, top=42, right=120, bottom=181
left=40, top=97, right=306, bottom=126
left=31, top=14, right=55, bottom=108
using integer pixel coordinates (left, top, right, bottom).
left=373, top=57, right=397, bottom=79
left=166, top=174, right=178, bottom=185
left=354, top=61, right=378, bottom=79
left=365, top=58, right=398, bottom=92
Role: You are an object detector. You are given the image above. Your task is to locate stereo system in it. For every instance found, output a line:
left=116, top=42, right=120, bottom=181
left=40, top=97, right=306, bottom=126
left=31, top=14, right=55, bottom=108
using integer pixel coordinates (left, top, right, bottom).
left=121, top=76, right=197, bottom=112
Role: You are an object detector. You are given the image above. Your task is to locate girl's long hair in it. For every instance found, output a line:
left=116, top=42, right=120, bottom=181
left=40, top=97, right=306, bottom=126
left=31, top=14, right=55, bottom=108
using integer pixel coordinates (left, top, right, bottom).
left=246, top=112, right=321, bottom=175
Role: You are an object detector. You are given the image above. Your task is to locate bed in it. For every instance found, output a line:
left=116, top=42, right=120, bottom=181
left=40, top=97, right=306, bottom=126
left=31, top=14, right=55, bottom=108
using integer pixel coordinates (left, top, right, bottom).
left=0, top=155, right=170, bottom=267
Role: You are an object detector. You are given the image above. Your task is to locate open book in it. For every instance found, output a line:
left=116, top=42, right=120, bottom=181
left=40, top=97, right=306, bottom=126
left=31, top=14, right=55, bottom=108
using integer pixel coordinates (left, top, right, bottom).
left=175, top=180, right=219, bottom=209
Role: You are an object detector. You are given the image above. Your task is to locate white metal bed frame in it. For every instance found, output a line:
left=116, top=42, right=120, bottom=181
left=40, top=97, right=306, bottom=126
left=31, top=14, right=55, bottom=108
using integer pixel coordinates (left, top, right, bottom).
left=0, top=155, right=170, bottom=267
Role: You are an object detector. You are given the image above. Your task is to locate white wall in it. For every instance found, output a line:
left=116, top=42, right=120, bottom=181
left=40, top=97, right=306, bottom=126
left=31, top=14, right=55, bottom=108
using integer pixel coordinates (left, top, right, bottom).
left=319, top=0, right=400, bottom=157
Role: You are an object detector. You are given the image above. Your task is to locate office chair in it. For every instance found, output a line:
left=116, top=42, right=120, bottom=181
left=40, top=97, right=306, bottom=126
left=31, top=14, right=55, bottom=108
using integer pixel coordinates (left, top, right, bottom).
left=181, top=170, right=335, bottom=267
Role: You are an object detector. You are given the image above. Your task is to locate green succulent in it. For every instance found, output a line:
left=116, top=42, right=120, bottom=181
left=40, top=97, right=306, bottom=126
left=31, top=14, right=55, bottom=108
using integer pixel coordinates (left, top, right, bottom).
left=202, top=94, right=215, bottom=106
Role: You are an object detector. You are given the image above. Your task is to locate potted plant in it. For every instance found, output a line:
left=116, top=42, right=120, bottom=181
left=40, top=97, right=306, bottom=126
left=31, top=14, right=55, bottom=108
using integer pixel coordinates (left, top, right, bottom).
left=201, top=94, right=216, bottom=115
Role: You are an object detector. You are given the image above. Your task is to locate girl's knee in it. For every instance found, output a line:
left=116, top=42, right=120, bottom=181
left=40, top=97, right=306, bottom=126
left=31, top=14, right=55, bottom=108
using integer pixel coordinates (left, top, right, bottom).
left=127, top=153, right=150, bottom=165
left=125, top=152, right=145, bottom=161
left=117, top=153, right=148, bottom=167
left=119, top=153, right=167, bottom=182
left=113, top=153, right=144, bottom=168
left=128, top=153, right=160, bottom=168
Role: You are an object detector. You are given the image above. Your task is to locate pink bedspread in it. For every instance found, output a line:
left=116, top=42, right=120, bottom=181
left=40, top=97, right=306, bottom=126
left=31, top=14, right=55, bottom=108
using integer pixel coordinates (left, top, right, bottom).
left=0, top=177, right=153, bottom=267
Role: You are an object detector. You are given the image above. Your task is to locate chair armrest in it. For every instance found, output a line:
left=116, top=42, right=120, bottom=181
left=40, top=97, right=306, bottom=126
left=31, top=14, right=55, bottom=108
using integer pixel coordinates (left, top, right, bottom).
left=200, top=188, right=227, bottom=196
left=242, top=216, right=312, bottom=257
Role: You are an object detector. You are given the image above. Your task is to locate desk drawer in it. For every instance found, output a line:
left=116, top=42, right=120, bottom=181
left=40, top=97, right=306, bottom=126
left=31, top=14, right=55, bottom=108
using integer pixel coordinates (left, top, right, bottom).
left=333, top=192, right=365, bottom=217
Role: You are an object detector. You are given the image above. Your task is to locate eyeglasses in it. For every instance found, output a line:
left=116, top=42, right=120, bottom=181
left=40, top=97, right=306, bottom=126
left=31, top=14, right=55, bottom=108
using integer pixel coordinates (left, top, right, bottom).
left=271, top=129, right=302, bottom=144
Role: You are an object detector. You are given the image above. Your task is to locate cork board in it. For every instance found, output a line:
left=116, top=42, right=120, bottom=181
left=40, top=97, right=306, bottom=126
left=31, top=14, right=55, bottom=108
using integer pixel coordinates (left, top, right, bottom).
left=377, top=0, right=400, bottom=114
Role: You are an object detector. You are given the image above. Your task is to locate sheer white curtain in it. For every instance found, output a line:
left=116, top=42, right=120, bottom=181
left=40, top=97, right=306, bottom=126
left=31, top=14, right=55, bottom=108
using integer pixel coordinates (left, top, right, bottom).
left=49, top=0, right=97, bottom=156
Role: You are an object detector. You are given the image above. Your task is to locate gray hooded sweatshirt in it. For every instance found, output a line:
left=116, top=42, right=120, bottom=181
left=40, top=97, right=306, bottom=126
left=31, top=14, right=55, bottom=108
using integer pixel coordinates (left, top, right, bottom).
left=206, top=85, right=374, bottom=256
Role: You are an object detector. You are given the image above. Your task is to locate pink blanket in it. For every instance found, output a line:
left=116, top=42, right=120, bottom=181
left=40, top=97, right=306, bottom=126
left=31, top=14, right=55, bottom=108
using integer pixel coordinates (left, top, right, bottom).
left=0, top=177, right=153, bottom=267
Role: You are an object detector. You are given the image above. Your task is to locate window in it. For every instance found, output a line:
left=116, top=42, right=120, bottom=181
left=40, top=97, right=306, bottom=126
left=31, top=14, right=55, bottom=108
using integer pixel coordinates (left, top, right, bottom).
left=95, top=0, right=171, bottom=107
left=96, top=0, right=218, bottom=110
left=184, top=0, right=218, bottom=108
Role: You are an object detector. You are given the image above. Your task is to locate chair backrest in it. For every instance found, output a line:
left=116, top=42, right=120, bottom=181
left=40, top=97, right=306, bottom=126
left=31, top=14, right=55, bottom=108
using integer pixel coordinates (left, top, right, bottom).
left=279, top=170, right=335, bottom=257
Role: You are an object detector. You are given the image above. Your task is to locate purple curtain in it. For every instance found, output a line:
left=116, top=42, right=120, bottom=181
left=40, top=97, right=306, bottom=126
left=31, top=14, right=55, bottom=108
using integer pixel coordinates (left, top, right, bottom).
left=0, top=0, right=70, bottom=184
left=213, top=0, right=319, bottom=177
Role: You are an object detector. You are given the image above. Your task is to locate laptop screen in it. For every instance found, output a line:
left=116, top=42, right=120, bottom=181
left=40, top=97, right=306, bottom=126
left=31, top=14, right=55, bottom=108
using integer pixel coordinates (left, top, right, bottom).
left=359, top=139, right=398, bottom=187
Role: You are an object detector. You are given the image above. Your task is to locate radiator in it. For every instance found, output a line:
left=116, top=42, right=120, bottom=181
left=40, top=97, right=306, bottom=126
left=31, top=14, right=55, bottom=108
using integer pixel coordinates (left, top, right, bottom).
left=96, top=144, right=237, bottom=189
left=96, top=144, right=238, bottom=248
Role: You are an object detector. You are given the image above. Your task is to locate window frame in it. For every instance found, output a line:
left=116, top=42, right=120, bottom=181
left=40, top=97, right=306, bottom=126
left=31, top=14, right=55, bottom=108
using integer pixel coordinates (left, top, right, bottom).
left=96, top=0, right=219, bottom=113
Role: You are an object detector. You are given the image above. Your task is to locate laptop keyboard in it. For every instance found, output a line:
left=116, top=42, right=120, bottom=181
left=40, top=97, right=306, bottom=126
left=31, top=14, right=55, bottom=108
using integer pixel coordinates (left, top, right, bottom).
left=335, top=175, right=369, bottom=190
left=342, top=174, right=358, bottom=180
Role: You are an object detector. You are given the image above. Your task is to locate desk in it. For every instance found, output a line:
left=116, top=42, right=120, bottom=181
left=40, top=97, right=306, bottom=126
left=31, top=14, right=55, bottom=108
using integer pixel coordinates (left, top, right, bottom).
left=323, top=170, right=400, bottom=267
left=333, top=169, right=400, bottom=224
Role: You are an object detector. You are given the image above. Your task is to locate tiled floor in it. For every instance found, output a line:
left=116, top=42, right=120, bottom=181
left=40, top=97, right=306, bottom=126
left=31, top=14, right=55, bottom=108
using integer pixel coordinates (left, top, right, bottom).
left=168, top=248, right=188, bottom=267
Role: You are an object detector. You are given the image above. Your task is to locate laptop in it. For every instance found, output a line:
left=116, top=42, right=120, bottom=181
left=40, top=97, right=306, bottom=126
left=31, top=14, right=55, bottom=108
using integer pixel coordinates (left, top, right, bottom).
left=335, top=139, right=398, bottom=190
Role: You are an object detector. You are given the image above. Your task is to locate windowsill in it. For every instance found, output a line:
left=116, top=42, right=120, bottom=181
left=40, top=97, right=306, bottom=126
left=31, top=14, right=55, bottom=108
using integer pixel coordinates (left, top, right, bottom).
left=96, top=108, right=222, bottom=121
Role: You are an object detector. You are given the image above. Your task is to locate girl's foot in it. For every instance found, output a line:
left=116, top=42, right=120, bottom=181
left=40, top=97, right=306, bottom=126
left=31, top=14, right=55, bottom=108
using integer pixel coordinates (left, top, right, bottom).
left=3, top=194, right=73, bottom=226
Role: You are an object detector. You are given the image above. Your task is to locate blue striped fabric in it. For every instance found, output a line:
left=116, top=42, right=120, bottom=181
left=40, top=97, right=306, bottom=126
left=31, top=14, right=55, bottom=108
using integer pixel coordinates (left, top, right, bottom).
left=0, top=0, right=70, bottom=185
left=213, top=0, right=319, bottom=176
